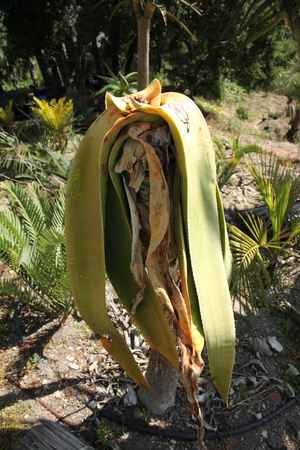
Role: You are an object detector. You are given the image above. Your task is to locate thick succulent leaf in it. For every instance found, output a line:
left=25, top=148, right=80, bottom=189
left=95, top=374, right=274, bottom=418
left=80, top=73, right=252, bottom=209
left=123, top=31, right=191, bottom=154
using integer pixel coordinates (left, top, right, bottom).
left=65, top=110, right=148, bottom=387
left=174, top=174, right=204, bottom=354
left=66, top=80, right=235, bottom=400
left=65, top=85, right=178, bottom=385
left=105, top=181, right=178, bottom=367
left=127, top=90, right=235, bottom=402
left=216, top=184, right=232, bottom=282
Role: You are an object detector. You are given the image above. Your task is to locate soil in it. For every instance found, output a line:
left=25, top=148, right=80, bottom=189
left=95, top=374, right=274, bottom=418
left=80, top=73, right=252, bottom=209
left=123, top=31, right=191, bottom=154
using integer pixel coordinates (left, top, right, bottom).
left=1, top=90, right=300, bottom=450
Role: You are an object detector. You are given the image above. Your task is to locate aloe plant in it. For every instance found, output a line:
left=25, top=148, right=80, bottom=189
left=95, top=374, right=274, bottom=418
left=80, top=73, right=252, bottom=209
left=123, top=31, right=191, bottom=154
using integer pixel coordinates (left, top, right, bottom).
left=96, top=71, right=138, bottom=97
left=65, top=80, right=235, bottom=446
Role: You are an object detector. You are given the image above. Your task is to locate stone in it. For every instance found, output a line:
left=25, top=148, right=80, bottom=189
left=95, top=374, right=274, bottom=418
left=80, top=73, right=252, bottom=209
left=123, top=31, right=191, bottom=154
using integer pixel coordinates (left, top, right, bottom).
left=124, top=384, right=138, bottom=406
left=286, top=364, right=299, bottom=377
left=252, top=337, right=272, bottom=356
left=267, top=336, right=283, bottom=353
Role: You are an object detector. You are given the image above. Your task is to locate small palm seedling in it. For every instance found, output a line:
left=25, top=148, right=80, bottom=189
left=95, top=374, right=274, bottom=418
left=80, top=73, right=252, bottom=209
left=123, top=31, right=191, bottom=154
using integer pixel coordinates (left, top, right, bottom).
left=96, top=70, right=138, bottom=97
left=230, top=153, right=300, bottom=310
left=0, top=100, right=15, bottom=128
left=32, top=97, right=74, bottom=152
left=0, top=182, right=71, bottom=313
left=66, top=80, right=235, bottom=446
left=215, top=137, right=261, bottom=189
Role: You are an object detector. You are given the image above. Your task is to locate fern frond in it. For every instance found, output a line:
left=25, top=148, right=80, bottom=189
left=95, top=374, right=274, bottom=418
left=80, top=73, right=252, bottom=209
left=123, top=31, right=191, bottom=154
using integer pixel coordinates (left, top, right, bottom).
left=0, top=183, right=71, bottom=313
left=49, top=189, right=65, bottom=231
left=2, top=182, right=47, bottom=240
left=0, top=276, right=27, bottom=299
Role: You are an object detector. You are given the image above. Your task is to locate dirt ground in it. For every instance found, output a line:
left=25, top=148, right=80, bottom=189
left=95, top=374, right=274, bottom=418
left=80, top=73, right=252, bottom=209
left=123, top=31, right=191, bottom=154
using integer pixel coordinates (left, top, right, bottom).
left=1, top=90, right=300, bottom=450
left=0, top=294, right=300, bottom=450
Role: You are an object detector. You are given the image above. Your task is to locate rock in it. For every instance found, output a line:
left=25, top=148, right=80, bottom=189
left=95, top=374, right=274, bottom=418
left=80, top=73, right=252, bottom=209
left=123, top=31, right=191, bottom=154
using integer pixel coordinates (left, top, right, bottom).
left=267, top=336, right=283, bottom=353
left=252, top=337, right=272, bottom=356
left=89, top=361, right=99, bottom=374
left=286, top=364, right=299, bottom=376
left=198, top=392, right=210, bottom=403
left=249, top=376, right=259, bottom=386
left=124, top=384, right=138, bottom=406
left=68, top=362, right=80, bottom=370
left=261, top=430, right=268, bottom=439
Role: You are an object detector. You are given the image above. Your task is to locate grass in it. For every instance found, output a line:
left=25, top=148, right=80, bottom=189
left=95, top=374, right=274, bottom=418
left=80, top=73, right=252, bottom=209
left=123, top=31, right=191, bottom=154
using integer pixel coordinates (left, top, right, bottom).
left=195, top=80, right=290, bottom=146
left=0, top=398, right=31, bottom=450
left=95, top=420, right=121, bottom=449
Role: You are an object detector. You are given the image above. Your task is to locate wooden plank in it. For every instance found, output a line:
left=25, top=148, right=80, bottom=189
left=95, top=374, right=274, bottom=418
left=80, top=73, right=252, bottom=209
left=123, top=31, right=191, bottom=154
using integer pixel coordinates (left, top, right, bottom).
left=17, top=420, right=95, bottom=450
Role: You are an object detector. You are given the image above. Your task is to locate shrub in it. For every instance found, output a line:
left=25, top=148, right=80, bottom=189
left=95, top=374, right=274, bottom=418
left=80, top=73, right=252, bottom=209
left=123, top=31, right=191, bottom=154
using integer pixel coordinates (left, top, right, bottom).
left=230, top=154, right=300, bottom=310
left=236, top=106, right=249, bottom=121
left=32, top=97, right=74, bottom=152
left=0, top=130, right=69, bottom=186
left=0, top=100, right=14, bottom=128
left=215, top=137, right=261, bottom=189
left=0, top=182, right=71, bottom=313
left=96, top=71, right=138, bottom=97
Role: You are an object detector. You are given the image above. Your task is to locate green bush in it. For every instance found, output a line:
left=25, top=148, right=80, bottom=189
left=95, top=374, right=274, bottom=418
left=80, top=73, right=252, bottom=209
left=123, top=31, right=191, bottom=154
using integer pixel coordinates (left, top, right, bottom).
left=236, top=106, right=249, bottom=121
left=230, top=154, right=300, bottom=310
left=215, top=137, right=261, bottom=189
left=0, top=182, right=71, bottom=313
left=0, top=130, right=69, bottom=186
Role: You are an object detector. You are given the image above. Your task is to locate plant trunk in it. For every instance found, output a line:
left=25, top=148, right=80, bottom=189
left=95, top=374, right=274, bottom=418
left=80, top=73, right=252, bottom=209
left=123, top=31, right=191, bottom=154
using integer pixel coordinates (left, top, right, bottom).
left=287, top=101, right=300, bottom=142
left=138, top=350, right=179, bottom=415
left=132, top=0, right=179, bottom=417
left=137, top=15, right=151, bottom=89
left=36, top=49, right=52, bottom=87
left=283, top=2, right=300, bottom=61
left=133, top=0, right=155, bottom=90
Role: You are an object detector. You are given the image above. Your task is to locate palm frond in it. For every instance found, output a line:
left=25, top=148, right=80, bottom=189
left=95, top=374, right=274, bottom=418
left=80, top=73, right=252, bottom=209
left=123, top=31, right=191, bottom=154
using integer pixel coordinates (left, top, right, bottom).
left=248, top=153, right=300, bottom=240
left=176, top=0, right=202, bottom=16
left=229, top=214, right=272, bottom=309
left=230, top=215, right=266, bottom=269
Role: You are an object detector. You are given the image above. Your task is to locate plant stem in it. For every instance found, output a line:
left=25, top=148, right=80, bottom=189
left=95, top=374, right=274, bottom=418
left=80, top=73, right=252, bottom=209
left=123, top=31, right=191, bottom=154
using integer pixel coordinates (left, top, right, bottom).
left=138, top=350, right=179, bottom=415
left=132, top=0, right=155, bottom=90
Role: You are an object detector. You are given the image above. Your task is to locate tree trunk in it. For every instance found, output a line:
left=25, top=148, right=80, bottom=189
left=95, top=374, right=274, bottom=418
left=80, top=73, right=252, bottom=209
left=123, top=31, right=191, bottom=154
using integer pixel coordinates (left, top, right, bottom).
left=132, top=0, right=155, bottom=89
left=283, top=1, right=300, bottom=61
left=206, top=50, right=223, bottom=99
left=36, top=49, right=52, bottom=87
left=138, top=350, right=179, bottom=415
left=287, top=100, right=300, bottom=142
left=132, top=0, right=179, bottom=417
left=92, top=39, right=102, bottom=73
